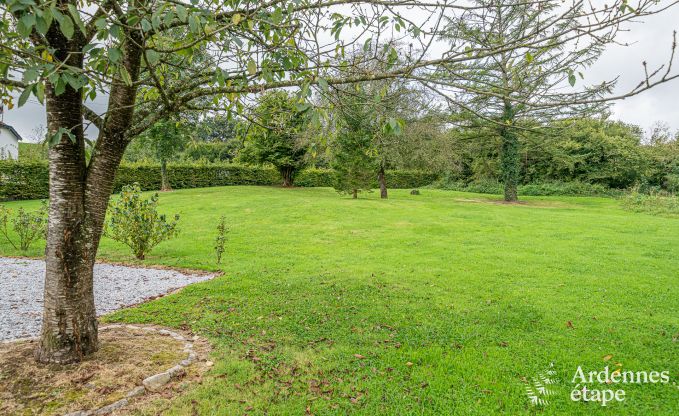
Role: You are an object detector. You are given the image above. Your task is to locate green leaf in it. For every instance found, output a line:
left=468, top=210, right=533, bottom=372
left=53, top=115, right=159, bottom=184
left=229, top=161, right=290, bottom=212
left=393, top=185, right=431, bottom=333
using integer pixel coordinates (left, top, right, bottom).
left=119, top=66, right=132, bottom=86
left=568, top=73, right=576, bottom=87
left=108, top=47, right=122, bottom=63
left=94, top=17, right=107, bottom=30
left=145, top=50, right=160, bottom=66
left=23, top=68, right=39, bottom=83
left=18, top=86, right=33, bottom=107
left=67, top=4, right=85, bottom=34
left=176, top=5, right=188, bottom=22
left=525, top=51, right=534, bottom=64
left=59, top=15, right=74, bottom=39
left=317, top=77, right=329, bottom=93
left=141, top=19, right=152, bottom=32
left=48, top=127, right=76, bottom=147
left=188, top=15, right=200, bottom=33
left=363, top=37, right=372, bottom=52
left=34, top=82, right=45, bottom=104
left=17, top=14, right=36, bottom=37
left=54, top=77, right=66, bottom=96
left=247, top=59, right=257, bottom=76
left=35, top=15, right=50, bottom=34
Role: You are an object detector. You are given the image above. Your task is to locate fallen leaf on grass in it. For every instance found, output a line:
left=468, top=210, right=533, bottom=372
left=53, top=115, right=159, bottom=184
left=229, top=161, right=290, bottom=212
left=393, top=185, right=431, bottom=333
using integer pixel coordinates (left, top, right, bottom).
left=603, top=354, right=613, bottom=361
left=353, top=354, right=366, bottom=359
left=566, top=321, right=574, bottom=329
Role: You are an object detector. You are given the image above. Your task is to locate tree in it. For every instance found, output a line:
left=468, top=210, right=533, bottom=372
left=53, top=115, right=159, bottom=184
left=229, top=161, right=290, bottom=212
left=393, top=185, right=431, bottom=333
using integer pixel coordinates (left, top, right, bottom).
left=324, top=43, right=423, bottom=199
left=0, top=0, right=674, bottom=364
left=331, top=86, right=379, bottom=198
left=428, top=0, right=678, bottom=201
left=240, top=91, right=310, bottom=187
left=140, top=119, right=189, bottom=191
left=438, top=1, right=610, bottom=201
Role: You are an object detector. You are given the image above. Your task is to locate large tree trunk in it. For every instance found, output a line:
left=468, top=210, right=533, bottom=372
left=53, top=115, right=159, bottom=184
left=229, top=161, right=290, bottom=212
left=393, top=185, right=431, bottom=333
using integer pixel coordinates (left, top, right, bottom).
left=352, top=189, right=358, bottom=199
left=160, top=158, right=172, bottom=191
left=378, top=165, right=388, bottom=199
left=36, top=27, right=143, bottom=363
left=500, top=130, right=519, bottom=202
left=500, top=100, right=519, bottom=203
left=35, top=80, right=99, bottom=364
left=280, top=166, right=294, bottom=187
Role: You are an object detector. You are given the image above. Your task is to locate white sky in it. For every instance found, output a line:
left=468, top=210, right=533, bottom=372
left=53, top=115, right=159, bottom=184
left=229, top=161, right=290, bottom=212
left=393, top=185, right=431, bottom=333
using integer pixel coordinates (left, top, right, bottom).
left=2, top=3, right=678, bottom=141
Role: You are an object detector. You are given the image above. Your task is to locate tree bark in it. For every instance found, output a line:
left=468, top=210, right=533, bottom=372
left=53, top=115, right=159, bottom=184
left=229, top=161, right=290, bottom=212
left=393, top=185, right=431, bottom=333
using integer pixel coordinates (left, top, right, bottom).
left=35, top=79, right=99, bottom=364
left=378, top=165, right=388, bottom=199
left=280, top=166, right=294, bottom=187
left=500, top=100, right=519, bottom=203
left=352, top=189, right=358, bottom=199
left=36, top=27, right=143, bottom=363
left=160, top=158, right=172, bottom=191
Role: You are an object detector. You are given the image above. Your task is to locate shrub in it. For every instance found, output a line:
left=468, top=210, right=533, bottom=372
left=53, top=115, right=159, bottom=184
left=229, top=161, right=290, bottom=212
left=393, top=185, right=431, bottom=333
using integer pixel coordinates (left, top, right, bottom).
left=621, top=190, right=679, bottom=217
left=519, top=181, right=620, bottom=197
left=663, top=174, right=679, bottom=194
left=18, top=142, right=49, bottom=162
left=214, top=215, right=229, bottom=264
left=431, top=177, right=503, bottom=194
left=431, top=177, right=620, bottom=197
left=104, top=183, right=180, bottom=260
left=0, top=200, right=48, bottom=251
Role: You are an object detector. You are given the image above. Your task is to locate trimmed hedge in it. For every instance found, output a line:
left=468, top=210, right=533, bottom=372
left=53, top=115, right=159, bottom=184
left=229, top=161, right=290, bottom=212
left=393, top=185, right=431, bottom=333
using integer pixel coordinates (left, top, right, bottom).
left=0, top=161, right=50, bottom=200
left=113, top=164, right=280, bottom=192
left=0, top=162, right=438, bottom=201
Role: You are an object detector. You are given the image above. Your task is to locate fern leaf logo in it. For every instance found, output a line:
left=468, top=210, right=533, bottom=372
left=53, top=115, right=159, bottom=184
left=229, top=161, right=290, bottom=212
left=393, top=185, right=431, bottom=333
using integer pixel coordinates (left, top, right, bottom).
left=526, top=362, right=559, bottom=406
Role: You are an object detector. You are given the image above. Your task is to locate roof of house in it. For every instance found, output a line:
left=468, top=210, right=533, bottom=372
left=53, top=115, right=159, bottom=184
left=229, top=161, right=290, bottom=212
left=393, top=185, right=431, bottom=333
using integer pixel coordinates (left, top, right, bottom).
left=0, top=122, right=23, bottom=142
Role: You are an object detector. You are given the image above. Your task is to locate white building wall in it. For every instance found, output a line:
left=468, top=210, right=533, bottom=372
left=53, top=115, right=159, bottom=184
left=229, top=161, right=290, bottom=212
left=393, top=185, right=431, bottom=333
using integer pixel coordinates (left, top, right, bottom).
left=0, top=127, right=19, bottom=160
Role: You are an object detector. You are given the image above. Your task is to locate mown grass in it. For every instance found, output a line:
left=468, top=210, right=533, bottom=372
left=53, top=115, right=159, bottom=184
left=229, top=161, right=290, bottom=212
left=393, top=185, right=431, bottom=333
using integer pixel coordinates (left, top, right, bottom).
left=1, top=187, right=677, bottom=415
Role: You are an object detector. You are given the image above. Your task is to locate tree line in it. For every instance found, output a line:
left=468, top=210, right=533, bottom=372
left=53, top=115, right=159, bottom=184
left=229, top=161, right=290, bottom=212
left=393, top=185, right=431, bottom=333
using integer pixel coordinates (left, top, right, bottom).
left=124, top=91, right=679, bottom=198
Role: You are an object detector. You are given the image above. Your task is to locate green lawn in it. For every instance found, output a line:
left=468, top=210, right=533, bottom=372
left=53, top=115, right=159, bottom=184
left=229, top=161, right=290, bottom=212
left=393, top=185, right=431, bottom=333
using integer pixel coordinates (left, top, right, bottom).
left=1, top=187, right=677, bottom=415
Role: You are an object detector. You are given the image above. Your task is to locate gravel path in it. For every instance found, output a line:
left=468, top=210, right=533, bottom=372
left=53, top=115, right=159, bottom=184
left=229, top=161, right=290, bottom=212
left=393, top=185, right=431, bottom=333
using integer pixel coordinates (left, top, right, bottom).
left=0, top=257, right=216, bottom=341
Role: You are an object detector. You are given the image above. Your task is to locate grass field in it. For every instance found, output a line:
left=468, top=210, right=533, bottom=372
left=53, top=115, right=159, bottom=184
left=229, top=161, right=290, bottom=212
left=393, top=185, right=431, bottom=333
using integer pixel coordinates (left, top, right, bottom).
left=1, top=187, right=677, bottom=415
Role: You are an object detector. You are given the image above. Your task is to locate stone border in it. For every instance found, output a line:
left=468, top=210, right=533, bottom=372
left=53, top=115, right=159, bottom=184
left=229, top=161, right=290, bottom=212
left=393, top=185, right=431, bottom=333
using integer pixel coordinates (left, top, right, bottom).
left=58, top=324, right=203, bottom=416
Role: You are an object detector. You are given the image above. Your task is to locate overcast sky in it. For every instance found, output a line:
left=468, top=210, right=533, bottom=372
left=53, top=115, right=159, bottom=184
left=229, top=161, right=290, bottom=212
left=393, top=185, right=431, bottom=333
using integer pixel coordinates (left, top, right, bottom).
left=2, top=4, right=678, bottom=142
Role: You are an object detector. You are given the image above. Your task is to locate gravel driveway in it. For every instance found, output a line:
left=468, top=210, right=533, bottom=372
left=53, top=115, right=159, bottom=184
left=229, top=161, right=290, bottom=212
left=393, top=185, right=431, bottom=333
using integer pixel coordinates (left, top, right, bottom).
left=0, top=257, right=216, bottom=341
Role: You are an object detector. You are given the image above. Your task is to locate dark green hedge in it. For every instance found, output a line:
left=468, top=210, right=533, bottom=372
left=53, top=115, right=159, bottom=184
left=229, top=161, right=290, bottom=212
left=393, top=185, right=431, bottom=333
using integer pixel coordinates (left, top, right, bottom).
left=1, top=162, right=438, bottom=201
left=0, top=161, right=49, bottom=200
left=113, top=164, right=280, bottom=192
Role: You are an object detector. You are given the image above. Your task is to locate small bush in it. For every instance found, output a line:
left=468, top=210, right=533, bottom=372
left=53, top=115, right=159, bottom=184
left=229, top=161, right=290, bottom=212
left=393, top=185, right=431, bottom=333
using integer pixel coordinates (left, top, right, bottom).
left=0, top=200, right=48, bottom=251
left=431, top=177, right=503, bottom=194
left=519, top=181, right=620, bottom=197
left=431, top=177, right=620, bottom=197
left=104, top=183, right=180, bottom=260
left=621, top=190, right=679, bottom=216
left=18, top=142, right=49, bottom=162
left=214, top=215, right=229, bottom=264
left=663, top=174, right=679, bottom=194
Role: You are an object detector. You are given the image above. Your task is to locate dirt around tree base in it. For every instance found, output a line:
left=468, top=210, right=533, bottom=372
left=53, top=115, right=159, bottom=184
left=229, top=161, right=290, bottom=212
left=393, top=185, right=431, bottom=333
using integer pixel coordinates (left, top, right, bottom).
left=0, top=325, right=211, bottom=416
